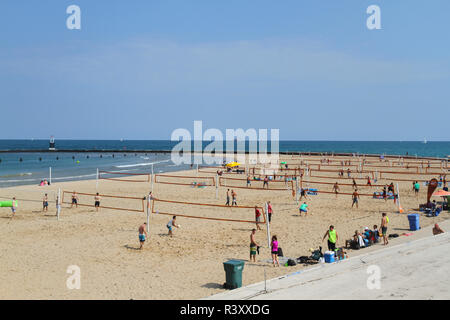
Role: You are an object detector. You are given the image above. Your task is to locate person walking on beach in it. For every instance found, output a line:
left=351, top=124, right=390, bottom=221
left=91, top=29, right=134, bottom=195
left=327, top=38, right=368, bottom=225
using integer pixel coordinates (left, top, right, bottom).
left=11, top=197, right=17, bottom=218
left=42, top=194, right=49, bottom=212
left=333, top=182, right=339, bottom=198
left=382, top=185, right=388, bottom=202
left=352, top=178, right=357, bottom=190
left=71, top=191, right=78, bottom=208
left=299, top=188, right=307, bottom=201
left=225, top=189, right=230, bottom=206
left=94, top=193, right=101, bottom=212
left=167, top=216, right=180, bottom=237
left=271, top=235, right=280, bottom=267
left=246, top=175, right=251, bottom=188
left=138, top=222, right=148, bottom=250
left=367, top=176, right=372, bottom=186
left=381, top=213, right=389, bottom=245
left=323, top=225, right=338, bottom=252
left=255, top=206, right=262, bottom=230
left=250, top=229, right=259, bottom=262
left=267, top=201, right=273, bottom=223
left=352, top=189, right=360, bottom=209
left=231, top=190, right=237, bottom=206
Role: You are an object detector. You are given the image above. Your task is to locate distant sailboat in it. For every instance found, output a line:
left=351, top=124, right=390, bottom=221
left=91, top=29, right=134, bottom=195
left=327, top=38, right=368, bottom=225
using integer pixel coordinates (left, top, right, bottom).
left=423, top=138, right=427, bottom=144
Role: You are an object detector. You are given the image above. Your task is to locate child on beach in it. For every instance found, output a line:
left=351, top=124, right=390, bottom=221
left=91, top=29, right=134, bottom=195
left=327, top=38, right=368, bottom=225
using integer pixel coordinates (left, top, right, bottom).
left=271, top=235, right=280, bottom=267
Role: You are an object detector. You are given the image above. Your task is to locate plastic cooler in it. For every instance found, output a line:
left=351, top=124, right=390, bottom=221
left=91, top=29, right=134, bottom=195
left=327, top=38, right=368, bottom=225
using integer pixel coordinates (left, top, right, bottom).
left=324, top=251, right=335, bottom=263
left=407, top=214, right=420, bottom=231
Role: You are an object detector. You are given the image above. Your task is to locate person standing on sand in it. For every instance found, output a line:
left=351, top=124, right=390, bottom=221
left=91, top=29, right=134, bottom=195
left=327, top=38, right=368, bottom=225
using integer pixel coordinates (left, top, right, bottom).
left=271, top=235, right=280, bottom=267
left=352, top=178, right=357, bottom=190
left=323, top=225, right=338, bottom=252
left=11, top=197, right=17, bottom=218
left=225, top=189, right=230, bottom=206
left=167, top=216, right=180, bottom=237
left=381, top=213, right=389, bottom=245
left=246, top=175, right=251, bottom=188
left=333, top=182, right=339, bottom=198
left=263, top=176, right=269, bottom=189
left=267, top=201, right=273, bottom=223
left=231, top=190, right=237, bottom=206
left=43, top=193, right=48, bottom=212
left=138, top=222, right=148, bottom=250
left=254, top=206, right=262, bottom=230
left=250, top=229, right=259, bottom=262
left=94, top=193, right=101, bottom=212
left=71, top=191, right=78, bottom=208
left=352, top=189, right=360, bottom=209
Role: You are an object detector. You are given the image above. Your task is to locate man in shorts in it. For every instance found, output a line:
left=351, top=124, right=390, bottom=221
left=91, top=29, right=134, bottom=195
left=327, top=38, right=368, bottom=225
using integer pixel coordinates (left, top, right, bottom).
left=332, top=182, right=339, bottom=198
left=381, top=212, right=389, bottom=245
left=71, top=191, right=78, bottom=208
left=231, top=190, right=237, bottom=206
left=249, top=229, right=259, bottom=262
left=323, top=225, right=338, bottom=252
left=167, top=216, right=180, bottom=237
left=246, top=175, right=251, bottom=188
left=94, top=193, right=101, bottom=212
left=225, top=189, right=230, bottom=206
left=263, top=176, right=269, bottom=189
left=138, top=222, right=148, bottom=250
left=299, top=202, right=308, bottom=216
left=43, top=193, right=49, bottom=212
left=352, top=190, right=360, bottom=209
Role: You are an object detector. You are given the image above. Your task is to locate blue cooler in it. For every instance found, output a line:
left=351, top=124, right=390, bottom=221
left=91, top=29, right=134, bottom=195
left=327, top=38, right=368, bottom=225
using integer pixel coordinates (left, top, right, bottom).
left=407, top=214, right=420, bottom=231
left=324, top=251, right=335, bottom=263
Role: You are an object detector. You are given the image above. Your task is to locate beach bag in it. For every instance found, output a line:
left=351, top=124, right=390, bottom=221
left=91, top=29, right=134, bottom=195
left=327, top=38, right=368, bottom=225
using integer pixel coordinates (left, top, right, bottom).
left=388, top=233, right=399, bottom=238
left=297, top=256, right=309, bottom=264
left=287, top=259, right=297, bottom=266
left=277, top=247, right=284, bottom=257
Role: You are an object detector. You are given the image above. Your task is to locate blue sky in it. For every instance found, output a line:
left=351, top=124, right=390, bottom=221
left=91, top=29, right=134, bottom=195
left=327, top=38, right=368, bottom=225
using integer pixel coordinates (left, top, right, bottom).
left=0, top=0, right=449, bottom=140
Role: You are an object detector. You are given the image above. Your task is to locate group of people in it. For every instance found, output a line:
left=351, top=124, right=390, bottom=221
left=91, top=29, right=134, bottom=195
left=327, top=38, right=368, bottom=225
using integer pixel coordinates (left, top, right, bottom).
left=345, top=213, right=390, bottom=250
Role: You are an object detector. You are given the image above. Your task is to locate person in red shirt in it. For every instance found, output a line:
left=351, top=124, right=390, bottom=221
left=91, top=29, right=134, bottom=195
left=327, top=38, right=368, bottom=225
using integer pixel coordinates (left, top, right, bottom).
left=255, top=206, right=262, bottom=230
left=267, top=201, right=273, bottom=223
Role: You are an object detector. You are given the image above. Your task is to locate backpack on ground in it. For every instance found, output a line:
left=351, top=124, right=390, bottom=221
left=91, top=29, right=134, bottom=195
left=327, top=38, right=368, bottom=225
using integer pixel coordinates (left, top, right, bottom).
left=287, top=259, right=297, bottom=266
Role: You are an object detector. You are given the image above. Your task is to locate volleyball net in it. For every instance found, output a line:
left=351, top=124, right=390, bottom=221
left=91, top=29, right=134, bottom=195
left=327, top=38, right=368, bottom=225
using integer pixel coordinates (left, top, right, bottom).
left=0, top=188, right=59, bottom=206
left=98, top=171, right=151, bottom=183
left=154, top=174, right=216, bottom=187
left=62, top=191, right=145, bottom=213
left=219, top=176, right=294, bottom=192
left=151, top=198, right=266, bottom=224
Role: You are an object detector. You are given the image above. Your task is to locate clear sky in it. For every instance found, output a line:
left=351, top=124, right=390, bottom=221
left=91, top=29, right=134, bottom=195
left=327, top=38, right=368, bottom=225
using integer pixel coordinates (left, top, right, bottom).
left=0, top=0, right=449, bottom=140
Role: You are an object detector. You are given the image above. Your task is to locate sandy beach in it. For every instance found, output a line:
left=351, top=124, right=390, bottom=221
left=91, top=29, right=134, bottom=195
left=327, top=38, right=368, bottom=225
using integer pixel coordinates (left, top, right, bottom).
left=0, top=155, right=448, bottom=299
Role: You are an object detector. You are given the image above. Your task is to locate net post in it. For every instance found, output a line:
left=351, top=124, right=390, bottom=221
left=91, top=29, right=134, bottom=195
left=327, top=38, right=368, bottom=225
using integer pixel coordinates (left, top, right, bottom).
left=57, top=188, right=61, bottom=221
left=265, top=202, right=271, bottom=248
left=96, top=168, right=99, bottom=189
left=146, top=193, right=150, bottom=233
left=49, top=167, right=52, bottom=185
left=215, top=173, right=219, bottom=199
left=151, top=164, right=154, bottom=192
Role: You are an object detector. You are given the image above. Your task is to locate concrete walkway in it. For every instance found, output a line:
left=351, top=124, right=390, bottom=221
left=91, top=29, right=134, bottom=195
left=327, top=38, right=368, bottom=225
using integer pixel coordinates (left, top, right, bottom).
left=206, top=219, right=450, bottom=300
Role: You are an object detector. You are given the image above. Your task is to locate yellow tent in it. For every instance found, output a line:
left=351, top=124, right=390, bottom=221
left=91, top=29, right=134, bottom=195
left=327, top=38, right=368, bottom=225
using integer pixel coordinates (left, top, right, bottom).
left=226, top=162, right=241, bottom=168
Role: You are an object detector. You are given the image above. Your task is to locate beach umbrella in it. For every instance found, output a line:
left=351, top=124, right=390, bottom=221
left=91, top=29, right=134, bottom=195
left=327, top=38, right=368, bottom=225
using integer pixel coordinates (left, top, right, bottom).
left=432, top=190, right=450, bottom=197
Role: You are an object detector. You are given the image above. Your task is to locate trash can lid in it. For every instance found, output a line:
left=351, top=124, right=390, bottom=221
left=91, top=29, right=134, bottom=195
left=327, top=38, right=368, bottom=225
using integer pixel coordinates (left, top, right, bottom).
left=224, top=259, right=245, bottom=266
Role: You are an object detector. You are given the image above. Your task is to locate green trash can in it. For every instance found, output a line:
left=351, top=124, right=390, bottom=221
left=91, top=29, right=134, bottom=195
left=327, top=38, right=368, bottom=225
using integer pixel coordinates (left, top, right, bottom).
left=223, top=260, right=245, bottom=289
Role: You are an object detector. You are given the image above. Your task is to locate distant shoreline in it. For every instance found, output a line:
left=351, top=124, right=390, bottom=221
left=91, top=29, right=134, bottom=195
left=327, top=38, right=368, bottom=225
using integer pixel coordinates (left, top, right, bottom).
left=0, top=149, right=448, bottom=161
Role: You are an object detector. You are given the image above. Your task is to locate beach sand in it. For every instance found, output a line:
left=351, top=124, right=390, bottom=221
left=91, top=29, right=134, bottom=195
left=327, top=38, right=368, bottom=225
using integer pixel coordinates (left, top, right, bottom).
left=0, top=155, right=448, bottom=299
